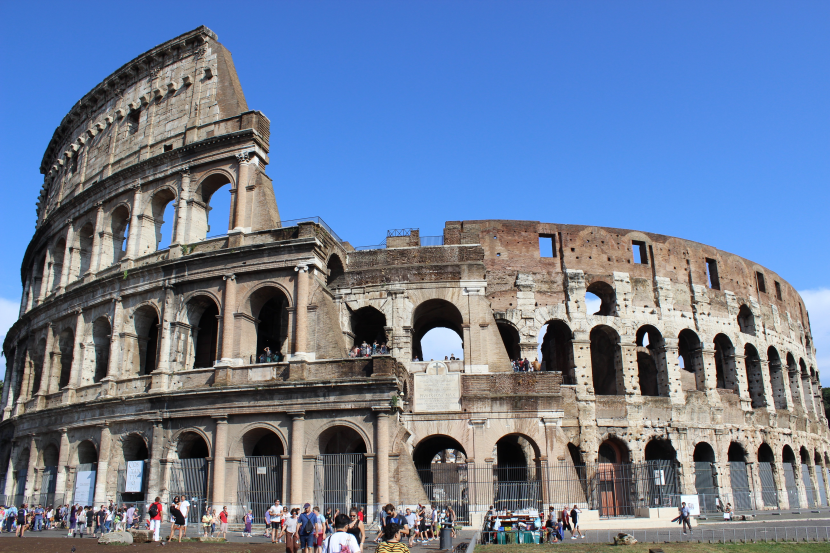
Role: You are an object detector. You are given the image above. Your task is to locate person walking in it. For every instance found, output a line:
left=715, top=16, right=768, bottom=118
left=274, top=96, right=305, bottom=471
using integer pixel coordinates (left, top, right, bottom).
left=569, top=505, right=584, bottom=539
left=680, top=502, right=692, bottom=535
left=85, top=505, right=95, bottom=537
left=74, top=506, right=85, bottom=538
left=148, top=496, right=163, bottom=541
left=323, top=513, right=361, bottom=553
left=244, top=509, right=254, bottom=537
left=179, top=496, right=190, bottom=537
left=285, top=508, right=300, bottom=553
left=125, top=504, right=136, bottom=530
left=169, top=499, right=186, bottom=542
left=269, top=500, right=283, bottom=543
left=314, top=506, right=325, bottom=553
left=219, top=506, right=229, bottom=539
left=298, top=503, right=319, bottom=553
left=15, top=504, right=28, bottom=537
left=377, top=523, right=409, bottom=553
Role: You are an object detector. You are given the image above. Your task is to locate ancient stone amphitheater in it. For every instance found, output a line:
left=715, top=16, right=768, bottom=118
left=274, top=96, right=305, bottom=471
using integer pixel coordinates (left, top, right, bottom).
left=2, top=26, right=827, bottom=526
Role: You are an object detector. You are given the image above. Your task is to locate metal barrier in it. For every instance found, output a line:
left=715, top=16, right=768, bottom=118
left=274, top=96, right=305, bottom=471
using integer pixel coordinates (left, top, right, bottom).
left=278, top=216, right=344, bottom=243
left=479, top=526, right=830, bottom=544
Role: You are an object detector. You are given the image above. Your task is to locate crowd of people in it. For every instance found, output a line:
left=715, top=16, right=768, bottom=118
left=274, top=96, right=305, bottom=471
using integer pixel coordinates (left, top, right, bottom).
left=511, top=358, right=540, bottom=372
left=349, top=341, right=390, bottom=358
left=0, top=501, right=144, bottom=538
left=483, top=504, right=585, bottom=544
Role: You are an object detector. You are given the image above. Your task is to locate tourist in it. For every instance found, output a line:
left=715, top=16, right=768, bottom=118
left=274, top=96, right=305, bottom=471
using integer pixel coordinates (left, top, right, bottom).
left=323, top=513, right=361, bottom=553
left=70, top=506, right=81, bottom=537
left=244, top=509, right=254, bottom=537
left=168, top=498, right=183, bottom=541
left=5, top=504, right=16, bottom=533
left=148, top=496, right=163, bottom=542
left=723, top=502, right=732, bottom=521
left=210, top=508, right=218, bottom=536
left=560, top=505, right=571, bottom=535
left=85, top=505, right=95, bottom=537
left=403, top=508, right=417, bottom=546
left=680, top=501, right=692, bottom=535
left=180, top=496, right=190, bottom=537
left=15, top=504, right=28, bottom=537
left=298, top=502, right=318, bottom=553
left=202, top=509, right=213, bottom=537
left=95, top=505, right=107, bottom=537
left=219, top=506, right=229, bottom=539
left=382, top=504, right=409, bottom=542
left=285, top=507, right=300, bottom=553
left=377, top=522, right=409, bottom=553
left=32, top=504, right=43, bottom=531
left=313, top=506, right=325, bottom=553
left=569, top=505, right=584, bottom=539
left=125, top=504, right=136, bottom=530
left=346, top=507, right=365, bottom=550
left=46, top=505, right=55, bottom=529
left=106, top=505, right=114, bottom=533
left=269, top=500, right=283, bottom=543
left=446, top=506, right=456, bottom=538
left=357, top=507, right=365, bottom=522
left=264, top=505, right=272, bottom=536
left=0, top=505, right=5, bottom=533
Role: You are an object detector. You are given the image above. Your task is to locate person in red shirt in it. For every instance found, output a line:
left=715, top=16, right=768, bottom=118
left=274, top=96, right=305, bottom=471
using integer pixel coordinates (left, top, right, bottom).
left=148, top=496, right=163, bottom=542
left=219, top=506, right=229, bottom=539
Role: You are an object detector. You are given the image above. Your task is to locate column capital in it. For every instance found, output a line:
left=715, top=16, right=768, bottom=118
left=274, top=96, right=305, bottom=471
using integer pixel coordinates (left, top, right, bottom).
left=212, top=415, right=228, bottom=423
left=288, top=410, right=306, bottom=419
left=223, top=274, right=236, bottom=281
left=294, top=264, right=308, bottom=273
left=236, top=151, right=250, bottom=164
left=59, top=428, right=68, bottom=435
left=373, top=406, right=390, bottom=416
left=179, top=165, right=190, bottom=176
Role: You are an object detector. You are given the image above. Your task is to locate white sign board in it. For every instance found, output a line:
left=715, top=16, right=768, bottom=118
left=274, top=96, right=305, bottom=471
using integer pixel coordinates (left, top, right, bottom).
left=256, top=466, right=267, bottom=475
left=74, top=470, right=96, bottom=506
left=125, top=461, right=144, bottom=493
left=413, top=364, right=461, bottom=412
left=680, top=494, right=701, bottom=516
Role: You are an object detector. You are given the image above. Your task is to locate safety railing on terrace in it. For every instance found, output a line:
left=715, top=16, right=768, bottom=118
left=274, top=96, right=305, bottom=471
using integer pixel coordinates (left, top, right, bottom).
left=278, top=216, right=344, bottom=243
left=354, top=236, right=445, bottom=251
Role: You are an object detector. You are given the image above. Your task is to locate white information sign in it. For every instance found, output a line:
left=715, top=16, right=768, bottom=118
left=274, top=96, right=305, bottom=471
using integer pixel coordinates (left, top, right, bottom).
left=74, top=470, right=96, bottom=506
left=256, top=466, right=267, bottom=475
left=680, top=494, right=701, bottom=516
left=125, top=461, right=144, bottom=493
left=414, top=362, right=461, bottom=412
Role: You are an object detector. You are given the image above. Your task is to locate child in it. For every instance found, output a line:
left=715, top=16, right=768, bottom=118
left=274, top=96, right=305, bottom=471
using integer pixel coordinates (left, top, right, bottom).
left=244, top=509, right=254, bottom=537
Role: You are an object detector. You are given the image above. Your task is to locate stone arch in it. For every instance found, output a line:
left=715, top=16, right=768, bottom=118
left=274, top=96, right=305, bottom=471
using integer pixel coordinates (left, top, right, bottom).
left=713, top=333, right=737, bottom=391
left=50, top=237, right=66, bottom=292
left=678, top=328, right=704, bottom=391
left=181, top=294, right=220, bottom=369
left=497, top=321, right=521, bottom=360
left=786, top=352, right=802, bottom=409
left=310, top=420, right=374, bottom=456
left=585, top=281, right=616, bottom=316
left=737, top=305, right=756, bottom=336
left=233, top=425, right=287, bottom=458
left=590, top=324, right=622, bottom=395
left=75, top=439, right=99, bottom=465
left=193, top=171, right=235, bottom=241
left=728, top=442, right=748, bottom=462
left=412, top=435, right=467, bottom=467
left=91, top=316, right=111, bottom=383
left=350, top=306, right=387, bottom=349
left=782, top=444, right=797, bottom=465
left=139, top=186, right=177, bottom=255
left=122, top=433, right=150, bottom=462
left=411, top=298, right=465, bottom=362
left=744, top=344, right=766, bottom=408
left=758, top=443, right=775, bottom=463
left=58, top=327, right=75, bottom=389
left=538, top=320, right=574, bottom=380
left=106, top=203, right=131, bottom=266
left=318, top=424, right=369, bottom=455
left=644, top=438, right=677, bottom=461
left=799, top=446, right=811, bottom=465
left=766, top=346, right=787, bottom=410
left=173, top=430, right=211, bottom=460
left=693, top=442, right=716, bottom=463
left=40, top=443, right=60, bottom=467
left=494, top=433, right=542, bottom=466
left=74, top=221, right=96, bottom=280
left=598, top=436, right=630, bottom=464
left=635, top=325, right=668, bottom=397
left=129, top=304, right=160, bottom=376
left=30, top=338, right=47, bottom=396
left=326, top=253, right=345, bottom=287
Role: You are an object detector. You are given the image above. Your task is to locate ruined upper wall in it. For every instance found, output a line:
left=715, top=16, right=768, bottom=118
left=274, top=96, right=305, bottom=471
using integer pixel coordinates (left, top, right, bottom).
left=37, top=26, right=251, bottom=219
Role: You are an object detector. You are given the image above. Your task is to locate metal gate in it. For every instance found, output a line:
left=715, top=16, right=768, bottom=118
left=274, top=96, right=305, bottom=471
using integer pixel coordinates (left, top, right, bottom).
left=818, top=469, right=828, bottom=507
left=314, top=454, right=367, bottom=514
left=783, top=462, right=800, bottom=509
left=758, top=462, right=779, bottom=509
left=801, top=465, right=816, bottom=508
left=729, top=462, right=752, bottom=511
left=639, top=461, right=677, bottom=508
left=594, top=463, right=634, bottom=517
left=493, top=464, right=542, bottom=512
left=238, top=456, right=283, bottom=524
left=170, top=458, right=208, bottom=523
left=415, top=463, right=470, bottom=525
left=36, top=466, right=58, bottom=506
left=115, top=461, right=148, bottom=515
left=695, top=462, right=718, bottom=513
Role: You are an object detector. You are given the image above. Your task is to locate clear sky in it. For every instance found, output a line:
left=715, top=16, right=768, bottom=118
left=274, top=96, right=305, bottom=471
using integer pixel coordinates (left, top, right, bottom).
left=0, top=1, right=827, bottom=376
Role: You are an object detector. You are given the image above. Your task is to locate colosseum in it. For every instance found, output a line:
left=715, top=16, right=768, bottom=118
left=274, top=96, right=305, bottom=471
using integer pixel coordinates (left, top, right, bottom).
left=1, top=26, right=828, bottom=527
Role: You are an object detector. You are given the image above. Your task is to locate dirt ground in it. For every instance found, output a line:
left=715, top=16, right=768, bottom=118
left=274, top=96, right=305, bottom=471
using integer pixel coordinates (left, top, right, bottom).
left=0, top=536, right=288, bottom=553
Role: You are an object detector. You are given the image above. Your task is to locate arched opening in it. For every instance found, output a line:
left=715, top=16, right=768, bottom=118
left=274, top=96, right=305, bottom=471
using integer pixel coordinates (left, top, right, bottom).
left=800, top=359, right=814, bottom=415
left=767, top=347, right=787, bottom=410
left=538, top=320, right=574, bottom=381
left=815, top=450, right=828, bottom=507
left=787, top=353, right=802, bottom=410
left=744, top=344, right=766, bottom=408
left=413, top=435, right=468, bottom=520
left=585, top=281, right=616, bottom=316
left=590, top=325, right=621, bottom=395
left=75, top=222, right=95, bottom=279
left=782, top=445, right=800, bottom=508
left=139, top=188, right=177, bottom=255
left=326, top=255, right=345, bottom=287
left=799, top=446, right=817, bottom=508
left=758, top=443, right=775, bottom=463
left=251, top=287, right=289, bottom=362
left=713, top=334, right=736, bottom=391
left=728, top=442, right=751, bottom=510
left=30, top=339, right=46, bottom=396
left=185, top=296, right=220, bottom=369
left=636, top=325, right=667, bottom=397
left=597, top=438, right=632, bottom=517
left=494, top=434, right=541, bottom=511
left=39, top=443, right=60, bottom=501
left=317, top=426, right=367, bottom=513
left=92, top=317, right=111, bottom=383
left=644, top=438, right=678, bottom=507
left=413, top=435, right=467, bottom=467
left=108, top=205, right=130, bottom=266
left=737, top=305, right=756, bottom=336
left=240, top=428, right=286, bottom=520
left=678, top=329, right=704, bottom=392
left=728, top=442, right=747, bottom=462
left=171, top=432, right=210, bottom=521
left=77, top=440, right=98, bottom=465
left=693, top=442, right=717, bottom=511
left=132, top=306, right=159, bottom=375
left=119, top=434, right=149, bottom=506
left=194, top=173, right=233, bottom=241
left=58, top=328, right=75, bottom=389
left=176, top=432, right=210, bottom=459
left=51, top=238, right=66, bottom=292
left=350, top=306, right=387, bottom=350
left=497, top=322, right=520, bottom=361
left=412, top=299, right=464, bottom=362
left=13, top=448, right=30, bottom=499
left=645, top=439, right=676, bottom=461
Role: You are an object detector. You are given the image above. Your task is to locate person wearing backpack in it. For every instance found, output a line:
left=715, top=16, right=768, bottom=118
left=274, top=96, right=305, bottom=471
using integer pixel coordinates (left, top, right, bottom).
left=148, top=496, right=163, bottom=542
left=299, top=503, right=319, bottom=553
left=322, top=513, right=361, bottom=553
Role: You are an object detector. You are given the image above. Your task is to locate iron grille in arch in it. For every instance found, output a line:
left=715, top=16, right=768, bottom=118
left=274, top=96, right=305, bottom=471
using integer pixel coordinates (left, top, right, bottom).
left=314, top=454, right=367, bottom=514
left=238, top=456, right=284, bottom=525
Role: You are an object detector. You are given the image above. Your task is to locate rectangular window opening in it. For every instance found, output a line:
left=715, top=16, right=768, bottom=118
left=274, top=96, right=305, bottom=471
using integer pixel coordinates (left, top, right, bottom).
left=632, top=240, right=648, bottom=265
left=163, top=144, right=173, bottom=152
left=539, top=234, right=556, bottom=258
left=706, top=258, right=720, bottom=290
left=775, top=281, right=782, bottom=301
left=756, top=271, right=767, bottom=294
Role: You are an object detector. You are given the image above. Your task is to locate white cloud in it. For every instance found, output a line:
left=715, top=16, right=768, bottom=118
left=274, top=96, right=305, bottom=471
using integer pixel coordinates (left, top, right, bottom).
left=420, top=328, right=463, bottom=361
left=801, top=288, right=830, bottom=385
left=0, top=298, right=19, bottom=343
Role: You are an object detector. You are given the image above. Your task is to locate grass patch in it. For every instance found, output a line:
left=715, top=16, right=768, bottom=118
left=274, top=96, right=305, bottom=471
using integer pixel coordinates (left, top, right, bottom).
left=477, top=542, right=830, bottom=553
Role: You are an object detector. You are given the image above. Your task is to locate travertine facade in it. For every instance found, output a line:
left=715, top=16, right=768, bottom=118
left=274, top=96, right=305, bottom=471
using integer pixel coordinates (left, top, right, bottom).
left=1, top=27, right=827, bottom=522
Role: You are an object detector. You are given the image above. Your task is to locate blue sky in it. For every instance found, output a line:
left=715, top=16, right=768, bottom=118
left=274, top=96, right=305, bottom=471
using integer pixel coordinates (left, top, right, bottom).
left=0, top=1, right=827, bottom=376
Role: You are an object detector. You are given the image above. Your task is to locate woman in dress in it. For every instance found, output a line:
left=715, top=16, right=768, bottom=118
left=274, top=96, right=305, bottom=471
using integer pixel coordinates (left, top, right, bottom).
left=284, top=508, right=300, bottom=553
left=244, top=509, right=254, bottom=537
left=346, top=508, right=365, bottom=551
left=168, top=499, right=186, bottom=542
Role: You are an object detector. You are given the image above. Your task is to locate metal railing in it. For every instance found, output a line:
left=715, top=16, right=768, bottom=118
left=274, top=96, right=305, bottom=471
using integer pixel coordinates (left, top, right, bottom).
left=478, top=526, right=830, bottom=544
left=278, top=216, right=344, bottom=243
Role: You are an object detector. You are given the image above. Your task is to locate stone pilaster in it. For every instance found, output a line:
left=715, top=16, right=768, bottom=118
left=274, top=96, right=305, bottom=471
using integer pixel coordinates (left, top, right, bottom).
left=54, top=429, right=70, bottom=500
left=374, top=408, right=390, bottom=505
left=289, top=411, right=305, bottom=505
left=219, top=274, right=238, bottom=363
left=93, top=424, right=111, bottom=505
left=212, top=416, right=228, bottom=505
left=293, top=265, right=309, bottom=358
left=89, top=202, right=104, bottom=275
left=58, top=221, right=75, bottom=292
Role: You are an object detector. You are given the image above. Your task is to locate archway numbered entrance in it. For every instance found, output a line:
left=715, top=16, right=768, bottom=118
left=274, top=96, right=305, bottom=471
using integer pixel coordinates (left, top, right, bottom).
left=237, top=428, right=286, bottom=525
left=313, top=427, right=367, bottom=515
left=414, top=435, right=470, bottom=525
left=169, top=433, right=209, bottom=523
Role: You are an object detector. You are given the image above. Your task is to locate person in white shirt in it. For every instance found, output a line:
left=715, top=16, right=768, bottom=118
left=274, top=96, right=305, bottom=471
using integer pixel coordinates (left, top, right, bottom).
left=323, top=514, right=360, bottom=553
left=403, top=508, right=418, bottom=546
left=179, top=498, right=190, bottom=537
left=268, top=501, right=283, bottom=543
